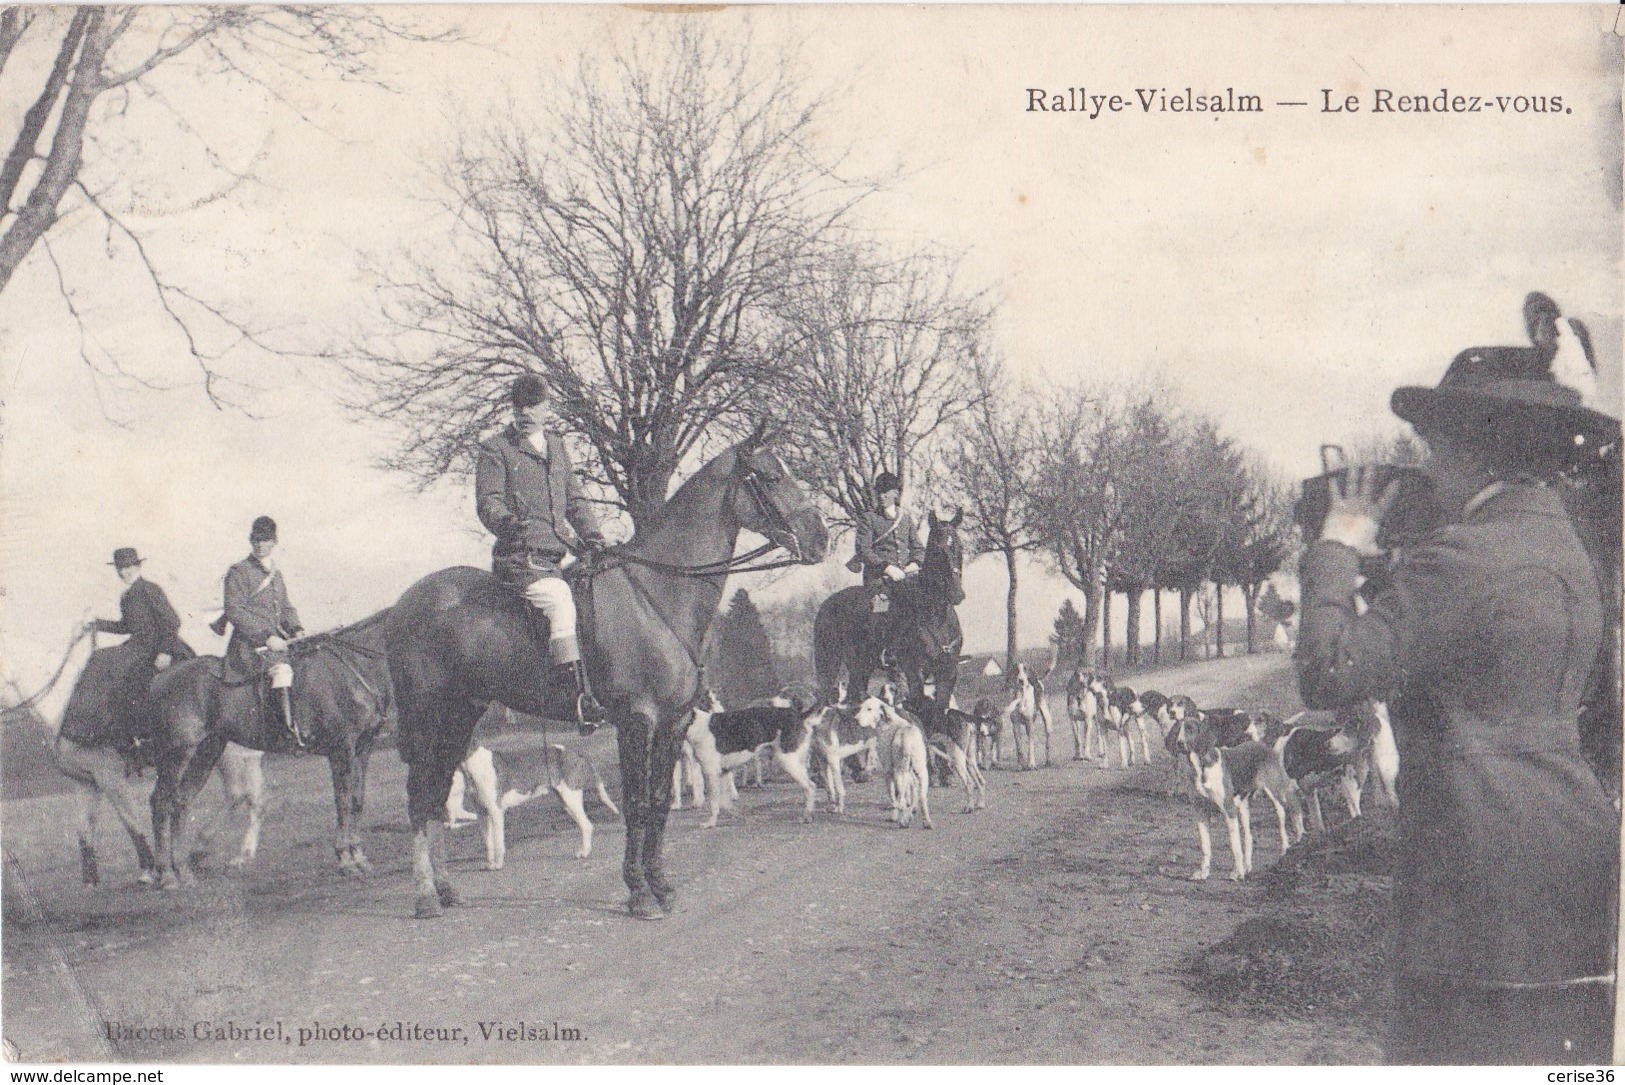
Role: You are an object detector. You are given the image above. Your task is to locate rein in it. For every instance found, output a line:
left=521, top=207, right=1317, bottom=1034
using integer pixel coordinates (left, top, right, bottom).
left=572, top=464, right=804, bottom=582
left=6, top=627, right=89, bottom=713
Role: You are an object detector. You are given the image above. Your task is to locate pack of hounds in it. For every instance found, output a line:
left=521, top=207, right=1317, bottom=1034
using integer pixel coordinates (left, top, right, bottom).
left=443, top=659, right=1399, bottom=884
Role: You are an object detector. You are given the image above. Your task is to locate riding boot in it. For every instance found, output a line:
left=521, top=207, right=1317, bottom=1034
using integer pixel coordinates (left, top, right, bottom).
left=557, top=660, right=606, bottom=735
left=277, top=687, right=304, bottom=749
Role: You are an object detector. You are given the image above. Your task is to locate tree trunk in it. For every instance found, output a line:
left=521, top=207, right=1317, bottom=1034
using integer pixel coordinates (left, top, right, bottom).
left=1215, top=583, right=1226, bottom=659
left=1102, top=591, right=1113, bottom=670
left=1081, top=580, right=1104, bottom=670
left=1125, top=588, right=1142, bottom=668
left=1244, top=582, right=1258, bottom=655
left=0, top=11, right=108, bottom=295
left=1003, top=543, right=1019, bottom=678
left=1179, top=589, right=1191, bottom=662
left=1153, top=589, right=1163, bottom=666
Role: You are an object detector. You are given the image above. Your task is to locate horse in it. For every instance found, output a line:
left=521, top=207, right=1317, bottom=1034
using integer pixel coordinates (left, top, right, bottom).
left=384, top=432, right=828, bottom=920
left=145, top=610, right=394, bottom=887
left=813, top=509, right=966, bottom=714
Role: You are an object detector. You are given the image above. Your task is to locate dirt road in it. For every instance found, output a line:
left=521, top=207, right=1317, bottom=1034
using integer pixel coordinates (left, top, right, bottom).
left=1, top=651, right=1383, bottom=1065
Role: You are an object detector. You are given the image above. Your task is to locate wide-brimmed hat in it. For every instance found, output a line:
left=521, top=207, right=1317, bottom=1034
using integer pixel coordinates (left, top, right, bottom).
left=249, top=515, right=278, bottom=543
left=109, top=547, right=144, bottom=570
left=1391, top=292, right=1619, bottom=466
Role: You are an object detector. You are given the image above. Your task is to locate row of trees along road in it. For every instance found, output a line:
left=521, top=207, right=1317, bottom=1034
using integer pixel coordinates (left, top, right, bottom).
left=945, top=380, right=1297, bottom=673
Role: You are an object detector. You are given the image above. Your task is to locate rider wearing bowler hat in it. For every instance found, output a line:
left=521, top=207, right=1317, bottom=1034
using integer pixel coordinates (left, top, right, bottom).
left=476, top=373, right=608, bottom=729
left=220, top=516, right=304, bottom=741
left=1296, top=292, right=1620, bottom=1064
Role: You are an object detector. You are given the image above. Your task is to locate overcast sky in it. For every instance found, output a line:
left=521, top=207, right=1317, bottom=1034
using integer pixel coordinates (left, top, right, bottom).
left=1, top=5, right=1619, bottom=684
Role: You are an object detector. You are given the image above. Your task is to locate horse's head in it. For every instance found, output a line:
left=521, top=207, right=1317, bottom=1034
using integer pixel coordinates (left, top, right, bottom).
left=731, top=428, right=829, bottom=565
left=922, top=508, right=965, bottom=606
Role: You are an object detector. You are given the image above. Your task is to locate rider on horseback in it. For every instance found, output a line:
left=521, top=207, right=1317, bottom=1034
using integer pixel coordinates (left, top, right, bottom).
left=850, top=470, right=922, bottom=664
left=476, top=374, right=607, bottom=732
left=84, top=547, right=196, bottom=751
left=220, top=516, right=305, bottom=743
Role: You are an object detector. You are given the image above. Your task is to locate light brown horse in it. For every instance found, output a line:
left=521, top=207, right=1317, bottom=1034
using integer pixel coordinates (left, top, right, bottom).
left=385, top=434, right=827, bottom=920
left=146, top=611, right=393, bottom=887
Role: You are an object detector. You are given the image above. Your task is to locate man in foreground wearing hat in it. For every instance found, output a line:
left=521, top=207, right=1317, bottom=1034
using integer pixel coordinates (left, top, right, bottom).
left=1296, top=293, right=1620, bottom=1063
left=476, top=374, right=607, bottom=730
left=851, top=470, right=924, bottom=659
left=220, top=516, right=305, bottom=742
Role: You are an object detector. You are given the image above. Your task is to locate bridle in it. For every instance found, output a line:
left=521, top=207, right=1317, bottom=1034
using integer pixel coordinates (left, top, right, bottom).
left=582, top=455, right=806, bottom=581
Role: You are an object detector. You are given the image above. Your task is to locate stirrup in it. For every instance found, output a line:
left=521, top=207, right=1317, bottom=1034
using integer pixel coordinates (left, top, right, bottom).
left=878, top=646, right=896, bottom=669
left=575, top=690, right=606, bottom=735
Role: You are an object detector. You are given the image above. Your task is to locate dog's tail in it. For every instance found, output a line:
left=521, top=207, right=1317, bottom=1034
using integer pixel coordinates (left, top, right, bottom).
left=595, top=780, right=622, bottom=818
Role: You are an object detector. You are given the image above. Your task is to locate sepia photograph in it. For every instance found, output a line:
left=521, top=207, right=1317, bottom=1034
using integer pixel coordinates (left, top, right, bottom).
left=0, top=3, right=1620, bottom=1069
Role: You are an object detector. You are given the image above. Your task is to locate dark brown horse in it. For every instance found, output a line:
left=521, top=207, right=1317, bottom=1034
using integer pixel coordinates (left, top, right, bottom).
left=814, top=509, right=966, bottom=711
left=385, top=434, right=828, bottom=920
left=146, top=611, right=393, bottom=887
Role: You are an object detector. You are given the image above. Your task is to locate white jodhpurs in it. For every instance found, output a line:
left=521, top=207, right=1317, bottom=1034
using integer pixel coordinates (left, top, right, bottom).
left=523, top=574, right=581, bottom=664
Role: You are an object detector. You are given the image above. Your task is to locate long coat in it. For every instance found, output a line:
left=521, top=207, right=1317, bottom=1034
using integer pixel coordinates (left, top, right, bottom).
left=65, top=578, right=195, bottom=748
left=93, top=577, right=192, bottom=666
left=1296, top=483, right=1617, bottom=986
left=222, top=556, right=302, bottom=683
left=853, top=507, right=923, bottom=588
left=475, top=426, right=604, bottom=587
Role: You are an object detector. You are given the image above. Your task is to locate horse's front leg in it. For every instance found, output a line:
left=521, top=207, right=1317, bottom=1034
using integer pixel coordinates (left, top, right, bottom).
left=328, top=746, right=366, bottom=876
left=160, top=734, right=227, bottom=889
left=642, top=716, right=686, bottom=913
left=406, top=757, right=459, bottom=918
left=616, top=708, right=661, bottom=920
left=346, top=738, right=376, bottom=872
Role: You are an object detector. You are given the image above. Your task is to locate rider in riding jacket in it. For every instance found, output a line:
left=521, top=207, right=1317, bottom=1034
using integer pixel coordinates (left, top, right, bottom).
left=851, top=470, right=923, bottom=653
left=220, top=516, right=304, bottom=741
left=476, top=373, right=607, bottom=731
left=82, top=547, right=195, bottom=767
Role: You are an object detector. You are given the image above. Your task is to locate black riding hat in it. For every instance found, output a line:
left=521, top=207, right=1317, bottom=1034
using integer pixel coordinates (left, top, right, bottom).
left=109, top=547, right=143, bottom=570
left=511, top=373, right=548, bottom=409
left=1390, top=292, right=1619, bottom=467
left=874, top=471, right=902, bottom=496
left=250, top=516, right=278, bottom=543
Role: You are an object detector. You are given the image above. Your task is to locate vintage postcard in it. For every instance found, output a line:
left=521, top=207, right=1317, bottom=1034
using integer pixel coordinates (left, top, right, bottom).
left=1, top=4, right=1620, bottom=1070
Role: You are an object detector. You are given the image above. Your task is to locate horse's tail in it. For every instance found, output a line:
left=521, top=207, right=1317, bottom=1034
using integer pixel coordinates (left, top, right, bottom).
left=812, top=596, right=846, bottom=704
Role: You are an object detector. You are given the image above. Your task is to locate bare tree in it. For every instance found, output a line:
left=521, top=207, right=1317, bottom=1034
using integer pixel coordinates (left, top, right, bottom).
left=0, top=5, right=446, bottom=404
left=1103, top=394, right=1185, bottom=667
left=946, top=362, right=1042, bottom=674
left=1029, top=387, right=1131, bottom=670
left=350, top=23, right=871, bottom=531
left=769, top=244, right=991, bottom=529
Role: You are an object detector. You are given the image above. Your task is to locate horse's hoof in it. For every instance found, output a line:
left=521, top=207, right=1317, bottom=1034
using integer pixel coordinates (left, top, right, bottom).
left=627, top=893, right=665, bottom=921
left=226, top=858, right=249, bottom=876
left=178, top=868, right=198, bottom=889
left=349, top=851, right=373, bottom=875
left=136, top=868, right=158, bottom=888
left=434, top=879, right=462, bottom=908
left=159, top=871, right=182, bottom=892
left=414, top=893, right=444, bottom=919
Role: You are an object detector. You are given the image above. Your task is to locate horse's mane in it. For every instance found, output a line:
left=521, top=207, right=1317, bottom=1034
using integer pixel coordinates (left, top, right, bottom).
left=625, top=441, right=744, bottom=544
left=296, top=608, right=392, bottom=656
